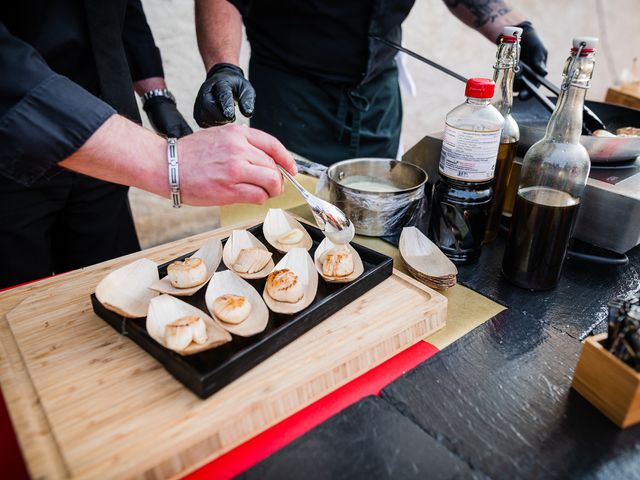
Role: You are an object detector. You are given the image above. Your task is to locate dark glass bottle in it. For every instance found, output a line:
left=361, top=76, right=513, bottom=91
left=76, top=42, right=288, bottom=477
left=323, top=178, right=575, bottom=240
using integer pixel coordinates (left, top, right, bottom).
left=484, top=26, right=522, bottom=242
left=429, top=78, right=504, bottom=264
left=502, top=37, right=598, bottom=290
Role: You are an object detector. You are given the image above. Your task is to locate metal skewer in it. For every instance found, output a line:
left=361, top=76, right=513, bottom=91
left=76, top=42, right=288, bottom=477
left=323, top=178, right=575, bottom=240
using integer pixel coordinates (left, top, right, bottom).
left=520, top=61, right=607, bottom=133
left=369, top=35, right=468, bottom=83
left=370, top=35, right=608, bottom=135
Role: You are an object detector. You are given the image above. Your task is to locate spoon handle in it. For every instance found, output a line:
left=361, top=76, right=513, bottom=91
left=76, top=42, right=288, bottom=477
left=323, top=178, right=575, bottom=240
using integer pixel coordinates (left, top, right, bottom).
left=278, top=166, right=313, bottom=201
left=278, top=166, right=327, bottom=229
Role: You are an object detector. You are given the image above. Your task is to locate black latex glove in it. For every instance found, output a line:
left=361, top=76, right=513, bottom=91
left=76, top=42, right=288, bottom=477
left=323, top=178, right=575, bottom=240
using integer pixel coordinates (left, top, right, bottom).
left=143, top=96, right=193, bottom=138
left=511, top=21, right=548, bottom=100
left=193, top=63, right=255, bottom=127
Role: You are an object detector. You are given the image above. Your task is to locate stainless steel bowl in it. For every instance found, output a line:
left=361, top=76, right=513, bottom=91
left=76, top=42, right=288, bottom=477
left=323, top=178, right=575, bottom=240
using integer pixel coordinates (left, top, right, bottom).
left=326, top=158, right=428, bottom=237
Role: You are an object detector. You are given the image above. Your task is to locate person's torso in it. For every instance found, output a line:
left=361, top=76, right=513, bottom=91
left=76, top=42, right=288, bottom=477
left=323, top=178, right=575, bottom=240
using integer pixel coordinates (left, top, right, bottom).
left=237, top=0, right=415, bottom=85
left=2, top=0, right=128, bottom=95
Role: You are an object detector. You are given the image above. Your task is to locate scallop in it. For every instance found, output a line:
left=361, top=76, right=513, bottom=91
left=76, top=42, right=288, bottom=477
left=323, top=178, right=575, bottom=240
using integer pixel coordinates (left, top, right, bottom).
left=321, top=246, right=354, bottom=278
left=149, top=238, right=222, bottom=296
left=167, top=257, right=208, bottom=289
left=263, top=248, right=318, bottom=314
left=211, top=294, right=252, bottom=325
left=164, top=315, right=208, bottom=351
left=146, top=295, right=231, bottom=355
left=313, top=238, right=364, bottom=283
left=262, top=208, right=313, bottom=252
left=95, top=258, right=159, bottom=318
left=592, top=129, right=616, bottom=138
left=266, top=269, right=304, bottom=303
left=223, top=230, right=274, bottom=279
left=205, top=269, right=269, bottom=336
left=232, top=248, right=273, bottom=275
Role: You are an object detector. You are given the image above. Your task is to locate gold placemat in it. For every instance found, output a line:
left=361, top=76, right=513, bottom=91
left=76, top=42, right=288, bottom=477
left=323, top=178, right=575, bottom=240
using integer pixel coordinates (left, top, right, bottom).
left=219, top=175, right=317, bottom=227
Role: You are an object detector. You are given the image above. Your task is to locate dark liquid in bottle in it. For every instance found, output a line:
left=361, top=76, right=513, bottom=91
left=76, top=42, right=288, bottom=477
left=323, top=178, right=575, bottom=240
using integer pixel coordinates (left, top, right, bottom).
left=502, top=186, right=580, bottom=291
left=502, top=159, right=522, bottom=216
left=484, top=141, right=518, bottom=242
left=429, top=178, right=492, bottom=264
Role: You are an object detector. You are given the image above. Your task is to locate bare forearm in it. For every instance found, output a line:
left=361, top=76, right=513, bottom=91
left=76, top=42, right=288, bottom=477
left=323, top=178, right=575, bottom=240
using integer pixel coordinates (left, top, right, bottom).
left=60, top=115, right=167, bottom=197
left=442, top=0, right=525, bottom=41
left=133, top=76, right=167, bottom=96
left=196, top=0, right=243, bottom=71
left=58, top=115, right=297, bottom=207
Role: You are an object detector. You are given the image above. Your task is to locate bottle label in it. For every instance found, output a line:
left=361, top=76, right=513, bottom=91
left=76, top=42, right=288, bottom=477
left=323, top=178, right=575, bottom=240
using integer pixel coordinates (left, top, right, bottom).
left=439, top=124, right=502, bottom=182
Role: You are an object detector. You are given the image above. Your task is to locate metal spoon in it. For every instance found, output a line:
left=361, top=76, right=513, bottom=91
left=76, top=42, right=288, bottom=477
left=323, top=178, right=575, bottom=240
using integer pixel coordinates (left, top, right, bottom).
left=278, top=166, right=355, bottom=245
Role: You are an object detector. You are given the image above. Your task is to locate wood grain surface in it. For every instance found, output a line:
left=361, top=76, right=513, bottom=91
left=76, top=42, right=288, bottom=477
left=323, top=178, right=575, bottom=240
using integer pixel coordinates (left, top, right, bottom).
left=0, top=220, right=447, bottom=480
left=605, top=86, right=640, bottom=110
left=572, top=333, right=640, bottom=428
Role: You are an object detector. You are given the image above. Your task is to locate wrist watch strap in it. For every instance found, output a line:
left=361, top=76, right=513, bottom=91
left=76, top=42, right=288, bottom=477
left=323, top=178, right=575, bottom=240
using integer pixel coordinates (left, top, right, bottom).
left=143, top=88, right=176, bottom=106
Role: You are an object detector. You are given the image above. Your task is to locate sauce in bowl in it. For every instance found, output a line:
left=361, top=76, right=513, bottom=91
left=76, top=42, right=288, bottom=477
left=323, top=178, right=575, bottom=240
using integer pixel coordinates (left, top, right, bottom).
left=340, top=175, right=402, bottom=193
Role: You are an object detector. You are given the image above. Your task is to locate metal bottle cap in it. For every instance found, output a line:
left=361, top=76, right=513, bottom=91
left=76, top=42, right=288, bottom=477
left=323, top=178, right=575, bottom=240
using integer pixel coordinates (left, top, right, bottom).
left=502, top=26, right=523, bottom=38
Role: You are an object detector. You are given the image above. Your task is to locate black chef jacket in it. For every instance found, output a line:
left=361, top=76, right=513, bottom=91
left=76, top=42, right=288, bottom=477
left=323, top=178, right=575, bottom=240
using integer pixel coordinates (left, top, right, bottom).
left=229, top=0, right=416, bottom=85
left=0, top=0, right=164, bottom=187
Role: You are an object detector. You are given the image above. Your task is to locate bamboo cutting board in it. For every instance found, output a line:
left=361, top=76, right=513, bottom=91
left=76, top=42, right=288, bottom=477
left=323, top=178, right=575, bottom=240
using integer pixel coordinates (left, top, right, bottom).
left=0, top=220, right=447, bottom=480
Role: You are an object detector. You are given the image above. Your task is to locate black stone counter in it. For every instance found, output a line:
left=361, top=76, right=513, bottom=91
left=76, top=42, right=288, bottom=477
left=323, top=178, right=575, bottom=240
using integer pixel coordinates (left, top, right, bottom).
left=242, top=235, right=640, bottom=479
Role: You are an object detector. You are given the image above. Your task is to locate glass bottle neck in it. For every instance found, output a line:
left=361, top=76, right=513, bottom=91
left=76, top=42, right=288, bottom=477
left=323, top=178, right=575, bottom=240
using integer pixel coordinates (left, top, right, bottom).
left=543, top=52, right=595, bottom=144
left=492, top=42, right=518, bottom=116
left=466, top=97, right=491, bottom=106
left=544, top=86, right=586, bottom=143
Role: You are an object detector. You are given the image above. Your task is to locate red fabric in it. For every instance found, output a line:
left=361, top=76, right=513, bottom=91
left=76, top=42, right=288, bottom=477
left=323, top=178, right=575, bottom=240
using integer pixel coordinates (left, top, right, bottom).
left=0, top=278, right=47, bottom=479
left=186, top=341, right=439, bottom=480
left=0, top=276, right=51, bottom=293
left=0, top=388, right=29, bottom=480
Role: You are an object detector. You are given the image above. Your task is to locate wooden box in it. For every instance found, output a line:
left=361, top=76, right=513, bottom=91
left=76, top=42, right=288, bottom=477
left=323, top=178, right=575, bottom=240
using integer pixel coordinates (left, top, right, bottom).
left=605, top=86, right=640, bottom=110
left=572, top=333, right=640, bottom=428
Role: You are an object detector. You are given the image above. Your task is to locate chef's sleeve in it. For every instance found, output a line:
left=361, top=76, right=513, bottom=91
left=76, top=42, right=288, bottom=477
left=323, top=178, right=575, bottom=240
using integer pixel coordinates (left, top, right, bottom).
left=226, top=0, right=250, bottom=16
left=0, top=21, right=116, bottom=186
left=122, top=0, right=164, bottom=82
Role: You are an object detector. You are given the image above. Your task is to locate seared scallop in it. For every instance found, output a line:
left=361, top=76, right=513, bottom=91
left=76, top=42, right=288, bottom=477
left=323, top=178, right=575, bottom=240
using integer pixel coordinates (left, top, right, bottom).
left=212, top=294, right=252, bottom=324
left=322, top=246, right=355, bottom=278
left=233, top=248, right=273, bottom=274
left=164, top=315, right=208, bottom=351
left=266, top=268, right=304, bottom=303
left=167, top=257, right=208, bottom=289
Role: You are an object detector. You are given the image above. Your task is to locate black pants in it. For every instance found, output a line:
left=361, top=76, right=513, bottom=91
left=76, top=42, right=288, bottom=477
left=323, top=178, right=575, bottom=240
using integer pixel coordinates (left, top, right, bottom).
left=249, top=59, right=402, bottom=166
left=0, top=170, right=140, bottom=288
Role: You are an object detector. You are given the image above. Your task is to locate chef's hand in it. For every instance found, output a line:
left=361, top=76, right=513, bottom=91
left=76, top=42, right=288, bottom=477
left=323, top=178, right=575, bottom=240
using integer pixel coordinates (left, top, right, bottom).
left=513, top=21, right=548, bottom=100
left=143, top=96, right=193, bottom=138
left=179, top=124, right=297, bottom=206
left=193, top=63, right=255, bottom=127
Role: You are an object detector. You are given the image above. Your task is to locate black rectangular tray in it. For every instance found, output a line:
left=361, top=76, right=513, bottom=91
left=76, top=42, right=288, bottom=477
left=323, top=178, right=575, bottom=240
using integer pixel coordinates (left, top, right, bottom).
left=91, top=223, right=393, bottom=399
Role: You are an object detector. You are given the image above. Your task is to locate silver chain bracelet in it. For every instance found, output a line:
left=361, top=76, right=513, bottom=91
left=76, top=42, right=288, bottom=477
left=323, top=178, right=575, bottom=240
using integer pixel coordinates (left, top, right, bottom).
left=167, top=138, right=181, bottom=208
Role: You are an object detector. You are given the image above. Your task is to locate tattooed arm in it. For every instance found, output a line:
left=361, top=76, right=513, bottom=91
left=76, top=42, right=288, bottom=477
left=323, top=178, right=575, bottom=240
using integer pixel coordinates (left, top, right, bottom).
left=442, top=0, right=525, bottom=41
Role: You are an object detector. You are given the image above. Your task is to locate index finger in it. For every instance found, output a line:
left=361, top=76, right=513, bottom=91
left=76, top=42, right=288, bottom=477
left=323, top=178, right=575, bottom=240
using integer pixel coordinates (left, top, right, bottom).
left=245, top=128, right=298, bottom=176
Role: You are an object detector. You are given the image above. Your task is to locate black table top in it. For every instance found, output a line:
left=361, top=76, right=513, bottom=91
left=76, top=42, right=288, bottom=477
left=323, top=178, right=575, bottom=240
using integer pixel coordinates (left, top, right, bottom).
left=241, top=234, right=640, bottom=479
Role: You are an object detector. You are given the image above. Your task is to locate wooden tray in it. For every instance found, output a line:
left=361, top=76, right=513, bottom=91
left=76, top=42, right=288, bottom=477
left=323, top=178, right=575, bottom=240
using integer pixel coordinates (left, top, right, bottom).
left=0, top=220, right=447, bottom=480
left=92, top=224, right=394, bottom=398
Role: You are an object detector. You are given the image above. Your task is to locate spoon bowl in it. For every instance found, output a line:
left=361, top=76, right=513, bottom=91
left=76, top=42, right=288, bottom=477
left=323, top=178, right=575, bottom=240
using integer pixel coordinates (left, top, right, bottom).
left=279, top=166, right=355, bottom=245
